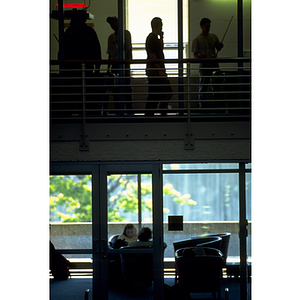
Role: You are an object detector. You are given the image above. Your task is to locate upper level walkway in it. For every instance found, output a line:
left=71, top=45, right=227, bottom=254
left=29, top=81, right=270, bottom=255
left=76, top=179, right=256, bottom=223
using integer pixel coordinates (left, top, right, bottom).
left=50, top=57, right=251, bottom=161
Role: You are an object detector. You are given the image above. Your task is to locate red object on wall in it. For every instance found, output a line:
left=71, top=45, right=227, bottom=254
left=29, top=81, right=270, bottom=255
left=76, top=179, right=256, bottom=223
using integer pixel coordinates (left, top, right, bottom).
left=56, top=4, right=87, bottom=8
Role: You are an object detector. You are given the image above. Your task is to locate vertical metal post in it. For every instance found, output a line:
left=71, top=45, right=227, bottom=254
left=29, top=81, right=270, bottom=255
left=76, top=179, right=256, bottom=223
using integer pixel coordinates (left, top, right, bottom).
left=80, top=64, right=89, bottom=151
left=184, top=63, right=194, bottom=150
left=152, top=164, right=164, bottom=300
left=138, top=174, right=142, bottom=231
left=225, top=288, right=229, bottom=300
left=85, top=289, right=90, bottom=300
left=187, top=63, right=191, bottom=119
left=239, top=162, right=248, bottom=300
left=57, top=0, right=65, bottom=80
left=118, top=0, right=124, bottom=61
left=82, top=63, right=86, bottom=138
left=178, top=0, right=184, bottom=115
left=92, top=165, right=102, bottom=300
left=118, top=0, right=125, bottom=113
left=237, top=0, right=243, bottom=58
left=58, top=0, right=64, bottom=61
left=237, top=0, right=244, bottom=113
left=99, top=165, right=109, bottom=300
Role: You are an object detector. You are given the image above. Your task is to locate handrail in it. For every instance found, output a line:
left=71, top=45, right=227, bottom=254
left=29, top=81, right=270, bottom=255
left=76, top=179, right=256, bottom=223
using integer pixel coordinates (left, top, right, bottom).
left=50, top=57, right=251, bottom=65
left=50, top=57, right=251, bottom=124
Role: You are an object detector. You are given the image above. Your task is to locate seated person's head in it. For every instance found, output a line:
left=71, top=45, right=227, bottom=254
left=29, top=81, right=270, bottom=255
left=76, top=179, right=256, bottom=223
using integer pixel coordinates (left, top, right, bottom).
left=138, top=227, right=152, bottom=242
left=123, top=224, right=137, bottom=239
left=182, top=248, right=196, bottom=258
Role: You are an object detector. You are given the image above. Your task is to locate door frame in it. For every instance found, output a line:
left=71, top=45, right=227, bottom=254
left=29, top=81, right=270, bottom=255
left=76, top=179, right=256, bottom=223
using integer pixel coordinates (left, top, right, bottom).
left=50, top=162, right=165, bottom=300
left=98, top=163, right=165, bottom=300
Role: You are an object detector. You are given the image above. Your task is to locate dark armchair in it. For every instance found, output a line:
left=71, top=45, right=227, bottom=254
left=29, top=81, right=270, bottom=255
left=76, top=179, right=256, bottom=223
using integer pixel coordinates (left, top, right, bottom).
left=202, top=233, right=231, bottom=264
left=173, top=236, right=222, bottom=253
left=173, top=236, right=222, bottom=283
left=175, top=247, right=223, bottom=300
left=120, top=246, right=153, bottom=288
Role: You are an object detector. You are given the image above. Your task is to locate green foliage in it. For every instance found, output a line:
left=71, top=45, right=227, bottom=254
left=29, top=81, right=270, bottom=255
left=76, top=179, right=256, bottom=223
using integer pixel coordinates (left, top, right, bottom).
left=50, top=175, right=92, bottom=222
left=50, top=174, right=196, bottom=223
left=107, top=174, right=152, bottom=222
left=163, top=183, right=196, bottom=213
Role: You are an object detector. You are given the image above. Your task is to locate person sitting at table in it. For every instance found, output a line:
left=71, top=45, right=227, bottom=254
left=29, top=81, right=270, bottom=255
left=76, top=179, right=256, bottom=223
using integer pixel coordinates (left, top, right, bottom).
left=112, top=224, right=138, bottom=249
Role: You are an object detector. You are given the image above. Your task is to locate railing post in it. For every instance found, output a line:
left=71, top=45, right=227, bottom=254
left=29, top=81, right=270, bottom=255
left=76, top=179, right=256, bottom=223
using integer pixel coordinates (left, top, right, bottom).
left=184, top=63, right=194, bottom=150
left=82, top=63, right=86, bottom=120
left=80, top=63, right=89, bottom=151
left=187, top=62, right=190, bottom=113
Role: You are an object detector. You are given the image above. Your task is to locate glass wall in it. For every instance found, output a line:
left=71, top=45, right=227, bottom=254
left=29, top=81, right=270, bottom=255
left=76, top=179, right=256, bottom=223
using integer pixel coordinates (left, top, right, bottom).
left=163, top=163, right=251, bottom=261
left=49, top=164, right=252, bottom=262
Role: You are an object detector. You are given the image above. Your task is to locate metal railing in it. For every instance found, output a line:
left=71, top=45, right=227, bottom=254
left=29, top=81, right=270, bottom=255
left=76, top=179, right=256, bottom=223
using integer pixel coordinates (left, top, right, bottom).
left=50, top=57, right=251, bottom=122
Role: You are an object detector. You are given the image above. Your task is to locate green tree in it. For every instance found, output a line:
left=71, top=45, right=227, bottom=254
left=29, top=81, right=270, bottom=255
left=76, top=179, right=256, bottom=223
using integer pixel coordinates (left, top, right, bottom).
left=50, top=174, right=196, bottom=222
left=50, top=175, right=92, bottom=222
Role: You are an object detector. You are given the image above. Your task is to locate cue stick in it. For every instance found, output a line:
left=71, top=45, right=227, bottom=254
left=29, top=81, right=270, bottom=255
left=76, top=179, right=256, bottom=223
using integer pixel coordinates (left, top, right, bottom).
left=217, top=16, right=234, bottom=54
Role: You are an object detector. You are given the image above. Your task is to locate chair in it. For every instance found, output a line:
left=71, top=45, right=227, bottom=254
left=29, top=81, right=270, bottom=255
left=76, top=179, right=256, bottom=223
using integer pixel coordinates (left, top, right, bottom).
left=173, top=236, right=222, bottom=254
left=199, top=233, right=231, bottom=264
left=175, top=247, right=223, bottom=300
left=173, top=236, right=222, bottom=282
left=107, top=234, right=123, bottom=287
left=120, top=246, right=153, bottom=288
left=108, top=234, right=120, bottom=248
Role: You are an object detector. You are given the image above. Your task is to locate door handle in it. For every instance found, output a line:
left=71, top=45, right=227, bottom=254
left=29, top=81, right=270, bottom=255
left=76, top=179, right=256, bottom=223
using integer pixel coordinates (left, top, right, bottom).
left=101, top=239, right=107, bottom=260
left=238, top=219, right=249, bottom=238
left=94, top=239, right=99, bottom=254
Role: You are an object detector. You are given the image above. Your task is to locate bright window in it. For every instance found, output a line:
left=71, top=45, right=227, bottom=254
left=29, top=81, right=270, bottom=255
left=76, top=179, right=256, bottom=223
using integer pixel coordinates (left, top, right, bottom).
left=162, top=163, right=252, bottom=261
left=126, top=0, right=189, bottom=75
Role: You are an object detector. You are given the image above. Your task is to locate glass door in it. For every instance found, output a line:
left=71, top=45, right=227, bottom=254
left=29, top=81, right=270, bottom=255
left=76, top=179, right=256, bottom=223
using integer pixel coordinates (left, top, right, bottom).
left=49, top=164, right=95, bottom=300
left=106, top=173, right=153, bottom=299
left=95, top=163, right=164, bottom=300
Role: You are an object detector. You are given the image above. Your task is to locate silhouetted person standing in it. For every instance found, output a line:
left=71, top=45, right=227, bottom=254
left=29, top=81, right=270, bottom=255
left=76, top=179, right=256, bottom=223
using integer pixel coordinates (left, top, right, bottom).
left=61, top=11, right=102, bottom=116
left=192, top=18, right=223, bottom=110
left=64, top=11, right=102, bottom=73
left=145, top=17, right=172, bottom=116
left=106, top=16, right=133, bottom=112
